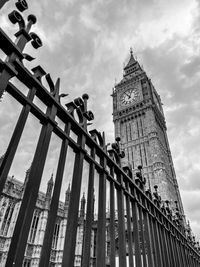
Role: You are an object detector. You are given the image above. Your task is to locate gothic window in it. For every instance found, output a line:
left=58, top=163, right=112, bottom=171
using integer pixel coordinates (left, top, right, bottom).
left=143, top=144, right=148, bottom=166
left=131, top=147, right=135, bottom=169
left=0, top=202, right=14, bottom=236
left=92, top=229, right=97, bottom=258
left=28, top=209, right=40, bottom=244
left=52, top=219, right=61, bottom=249
left=140, top=118, right=144, bottom=136
left=127, top=147, right=130, bottom=162
left=139, top=145, right=143, bottom=166
left=136, top=119, right=140, bottom=138
left=23, top=258, right=31, bottom=267
left=125, top=124, right=129, bottom=142
left=129, top=123, right=132, bottom=141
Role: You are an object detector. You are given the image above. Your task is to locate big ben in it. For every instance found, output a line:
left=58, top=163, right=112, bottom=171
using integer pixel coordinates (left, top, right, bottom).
left=112, top=48, right=184, bottom=214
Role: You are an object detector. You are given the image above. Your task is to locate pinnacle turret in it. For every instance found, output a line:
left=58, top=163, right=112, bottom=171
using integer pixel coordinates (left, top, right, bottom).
left=65, top=183, right=71, bottom=208
left=46, top=173, right=54, bottom=198
left=80, top=193, right=86, bottom=221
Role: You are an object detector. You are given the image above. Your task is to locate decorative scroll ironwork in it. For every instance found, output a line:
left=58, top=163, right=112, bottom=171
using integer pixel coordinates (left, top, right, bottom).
left=0, top=1, right=199, bottom=267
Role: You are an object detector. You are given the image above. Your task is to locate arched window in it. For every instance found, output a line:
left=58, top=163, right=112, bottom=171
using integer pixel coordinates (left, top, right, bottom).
left=52, top=219, right=61, bottom=249
left=23, top=258, right=31, bottom=267
left=1, top=202, right=15, bottom=236
left=28, top=209, right=40, bottom=244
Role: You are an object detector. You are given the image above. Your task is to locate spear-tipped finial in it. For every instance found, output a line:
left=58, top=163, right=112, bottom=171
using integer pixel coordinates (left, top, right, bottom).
left=130, top=47, right=133, bottom=56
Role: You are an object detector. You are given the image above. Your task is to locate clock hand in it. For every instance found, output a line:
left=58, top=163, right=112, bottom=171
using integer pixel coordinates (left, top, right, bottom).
left=124, top=91, right=133, bottom=99
left=124, top=92, right=130, bottom=98
left=128, top=92, right=133, bottom=98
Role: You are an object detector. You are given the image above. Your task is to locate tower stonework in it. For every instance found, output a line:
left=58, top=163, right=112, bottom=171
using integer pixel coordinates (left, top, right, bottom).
left=112, top=49, right=184, bottom=213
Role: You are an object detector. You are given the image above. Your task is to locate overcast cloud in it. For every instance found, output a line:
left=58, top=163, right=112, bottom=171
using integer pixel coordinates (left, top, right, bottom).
left=1, top=0, right=200, bottom=238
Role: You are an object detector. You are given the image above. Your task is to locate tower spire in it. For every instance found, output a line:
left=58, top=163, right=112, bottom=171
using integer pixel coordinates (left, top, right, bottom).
left=123, top=48, right=138, bottom=77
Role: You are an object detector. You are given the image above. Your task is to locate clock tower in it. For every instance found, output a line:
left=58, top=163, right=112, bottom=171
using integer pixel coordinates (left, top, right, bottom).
left=112, top=49, right=184, bottom=213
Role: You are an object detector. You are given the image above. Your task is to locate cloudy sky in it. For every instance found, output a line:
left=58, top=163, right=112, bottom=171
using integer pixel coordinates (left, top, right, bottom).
left=1, top=0, right=200, bottom=238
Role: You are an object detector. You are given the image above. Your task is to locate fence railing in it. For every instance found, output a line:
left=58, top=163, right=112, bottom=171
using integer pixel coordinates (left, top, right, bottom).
left=0, top=1, right=200, bottom=267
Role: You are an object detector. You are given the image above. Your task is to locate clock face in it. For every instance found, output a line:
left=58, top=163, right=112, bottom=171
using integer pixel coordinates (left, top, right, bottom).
left=120, top=88, right=139, bottom=106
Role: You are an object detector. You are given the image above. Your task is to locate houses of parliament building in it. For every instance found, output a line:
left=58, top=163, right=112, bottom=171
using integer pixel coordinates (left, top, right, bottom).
left=0, top=50, right=185, bottom=266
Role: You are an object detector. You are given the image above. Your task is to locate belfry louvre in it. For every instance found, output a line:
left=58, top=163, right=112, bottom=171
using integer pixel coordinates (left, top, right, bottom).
left=0, top=1, right=200, bottom=267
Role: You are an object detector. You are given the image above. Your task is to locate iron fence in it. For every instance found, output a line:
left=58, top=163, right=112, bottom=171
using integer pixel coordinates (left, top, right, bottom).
left=0, top=1, right=200, bottom=267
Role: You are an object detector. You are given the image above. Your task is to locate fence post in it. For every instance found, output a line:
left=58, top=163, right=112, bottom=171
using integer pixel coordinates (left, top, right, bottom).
left=5, top=104, right=57, bottom=267
left=96, top=156, right=107, bottom=267
left=109, top=168, right=116, bottom=267
left=39, top=122, right=71, bottom=266
left=82, top=147, right=96, bottom=267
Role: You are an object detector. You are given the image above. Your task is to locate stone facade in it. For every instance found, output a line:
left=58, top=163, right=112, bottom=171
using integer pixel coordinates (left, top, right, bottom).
left=0, top=172, right=92, bottom=267
left=112, top=49, right=184, bottom=214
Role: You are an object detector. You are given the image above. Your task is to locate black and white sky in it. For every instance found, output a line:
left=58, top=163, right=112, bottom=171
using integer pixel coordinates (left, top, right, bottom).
left=1, top=0, right=200, bottom=238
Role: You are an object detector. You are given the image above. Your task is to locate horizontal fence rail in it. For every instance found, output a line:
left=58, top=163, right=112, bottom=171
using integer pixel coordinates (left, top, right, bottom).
left=0, top=1, right=200, bottom=267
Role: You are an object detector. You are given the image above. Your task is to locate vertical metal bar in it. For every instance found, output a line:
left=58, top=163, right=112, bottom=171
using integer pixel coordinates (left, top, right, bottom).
left=189, top=249, right=194, bottom=267
left=179, top=239, right=187, bottom=267
left=5, top=104, right=57, bottom=267
left=148, top=210, right=158, bottom=266
left=195, top=258, right=198, bottom=267
left=143, top=200, right=153, bottom=267
left=161, top=225, right=171, bottom=267
left=190, top=251, right=194, bottom=267
left=156, top=216, right=166, bottom=267
left=82, top=147, right=96, bottom=267
left=125, top=191, right=134, bottom=267
left=0, top=87, right=36, bottom=194
left=191, top=253, right=194, bottom=267
left=193, top=253, right=196, bottom=267
left=138, top=203, right=147, bottom=267
left=186, top=247, right=191, bottom=266
left=164, top=223, right=173, bottom=267
left=175, top=236, right=182, bottom=266
left=61, top=133, right=86, bottom=267
left=152, top=213, right=162, bottom=266
left=182, top=242, right=189, bottom=267
left=117, top=174, right=127, bottom=267
left=171, top=233, right=178, bottom=267
left=194, top=256, right=198, bottom=267
left=39, top=122, right=71, bottom=267
left=192, top=252, right=196, bottom=267
left=179, top=240, right=186, bottom=267
left=174, top=234, right=182, bottom=267
left=96, top=157, right=107, bottom=267
left=168, top=224, right=178, bottom=267
left=194, top=255, right=198, bottom=267
left=109, top=169, right=116, bottom=267
left=183, top=244, right=188, bottom=266
left=131, top=188, right=142, bottom=267
left=176, top=236, right=184, bottom=267
left=189, top=250, right=193, bottom=267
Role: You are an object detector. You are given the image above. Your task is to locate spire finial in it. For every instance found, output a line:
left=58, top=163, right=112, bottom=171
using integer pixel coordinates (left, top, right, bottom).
left=130, top=47, right=133, bottom=56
